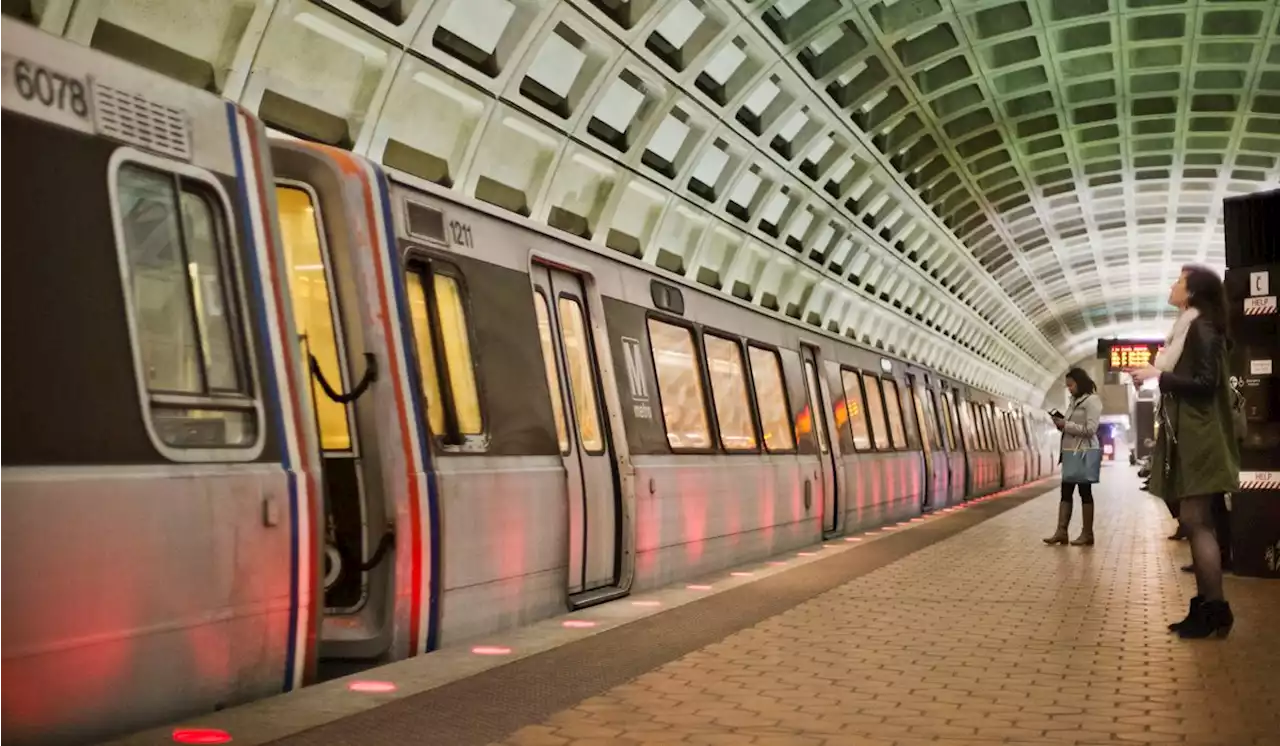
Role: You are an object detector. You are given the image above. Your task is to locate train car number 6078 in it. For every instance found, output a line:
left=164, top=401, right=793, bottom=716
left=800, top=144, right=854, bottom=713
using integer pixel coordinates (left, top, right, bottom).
left=7, top=56, right=90, bottom=118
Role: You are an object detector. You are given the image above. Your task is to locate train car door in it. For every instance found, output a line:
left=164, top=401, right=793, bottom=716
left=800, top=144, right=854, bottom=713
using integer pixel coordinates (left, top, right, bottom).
left=800, top=346, right=839, bottom=535
left=276, top=179, right=384, bottom=624
left=270, top=142, right=446, bottom=661
left=530, top=264, right=621, bottom=599
left=907, top=374, right=937, bottom=509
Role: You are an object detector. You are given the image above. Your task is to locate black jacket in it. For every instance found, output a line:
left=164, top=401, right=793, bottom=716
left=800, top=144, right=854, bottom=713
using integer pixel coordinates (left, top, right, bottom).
left=1158, top=317, right=1226, bottom=402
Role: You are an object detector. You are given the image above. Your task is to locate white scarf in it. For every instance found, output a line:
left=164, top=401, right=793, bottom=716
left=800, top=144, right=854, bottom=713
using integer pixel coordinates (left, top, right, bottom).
left=1153, top=307, right=1200, bottom=373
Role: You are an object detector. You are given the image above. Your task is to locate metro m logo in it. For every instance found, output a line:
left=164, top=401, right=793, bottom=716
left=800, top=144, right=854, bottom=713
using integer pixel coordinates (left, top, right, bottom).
left=620, top=336, right=648, bottom=401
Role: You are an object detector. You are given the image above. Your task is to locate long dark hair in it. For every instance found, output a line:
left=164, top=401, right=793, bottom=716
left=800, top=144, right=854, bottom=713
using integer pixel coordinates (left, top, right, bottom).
left=1181, top=263, right=1229, bottom=335
left=1065, top=367, right=1097, bottom=397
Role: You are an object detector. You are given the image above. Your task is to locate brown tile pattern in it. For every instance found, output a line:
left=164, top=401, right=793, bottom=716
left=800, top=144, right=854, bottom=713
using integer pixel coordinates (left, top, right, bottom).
left=267, top=483, right=1047, bottom=746
left=496, top=473, right=1280, bottom=746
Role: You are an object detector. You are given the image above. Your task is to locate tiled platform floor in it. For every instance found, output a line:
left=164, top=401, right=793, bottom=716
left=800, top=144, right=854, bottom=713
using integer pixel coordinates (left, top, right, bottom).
left=496, top=471, right=1280, bottom=746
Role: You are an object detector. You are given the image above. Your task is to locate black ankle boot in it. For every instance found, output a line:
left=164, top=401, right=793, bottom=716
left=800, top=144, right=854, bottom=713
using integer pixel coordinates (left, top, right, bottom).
left=1178, top=600, right=1234, bottom=639
left=1168, top=596, right=1203, bottom=632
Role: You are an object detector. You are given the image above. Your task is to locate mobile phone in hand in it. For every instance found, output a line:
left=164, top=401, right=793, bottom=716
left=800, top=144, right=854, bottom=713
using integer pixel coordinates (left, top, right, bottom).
left=1048, top=409, right=1064, bottom=419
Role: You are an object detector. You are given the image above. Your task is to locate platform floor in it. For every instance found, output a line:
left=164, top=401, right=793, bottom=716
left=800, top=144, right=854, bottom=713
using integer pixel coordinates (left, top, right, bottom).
left=487, top=475, right=1280, bottom=746
left=159, top=469, right=1280, bottom=746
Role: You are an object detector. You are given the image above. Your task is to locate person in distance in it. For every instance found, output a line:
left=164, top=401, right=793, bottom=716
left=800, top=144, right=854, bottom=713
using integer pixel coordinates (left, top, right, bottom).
left=1044, top=368, right=1102, bottom=547
left=1132, top=265, right=1239, bottom=639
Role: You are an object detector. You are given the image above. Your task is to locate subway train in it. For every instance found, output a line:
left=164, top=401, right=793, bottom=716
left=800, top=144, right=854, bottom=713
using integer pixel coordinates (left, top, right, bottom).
left=0, top=19, right=1060, bottom=746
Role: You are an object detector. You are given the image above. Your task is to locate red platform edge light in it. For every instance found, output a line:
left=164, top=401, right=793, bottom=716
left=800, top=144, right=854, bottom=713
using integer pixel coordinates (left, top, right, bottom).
left=687, top=584, right=713, bottom=590
left=471, top=645, right=512, bottom=655
left=172, top=728, right=232, bottom=744
left=562, top=619, right=597, bottom=628
left=347, top=680, right=397, bottom=693
left=632, top=600, right=661, bottom=607
left=730, top=571, right=754, bottom=577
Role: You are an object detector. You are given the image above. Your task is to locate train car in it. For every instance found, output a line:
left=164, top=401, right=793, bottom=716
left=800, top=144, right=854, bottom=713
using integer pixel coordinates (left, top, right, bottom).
left=1023, top=408, right=1045, bottom=480
left=1, top=17, right=324, bottom=745
left=995, top=402, right=1029, bottom=490
left=1036, top=410, right=1063, bottom=478
left=933, top=384, right=969, bottom=506
left=958, top=391, right=1003, bottom=497
left=904, top=367, right=957, bottom=511
left=2, top=18, right=1055, bottom=746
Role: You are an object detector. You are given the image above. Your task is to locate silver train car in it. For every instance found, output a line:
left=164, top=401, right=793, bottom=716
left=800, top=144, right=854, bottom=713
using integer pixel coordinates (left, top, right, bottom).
left=0, top=19, right=1060, bottom=746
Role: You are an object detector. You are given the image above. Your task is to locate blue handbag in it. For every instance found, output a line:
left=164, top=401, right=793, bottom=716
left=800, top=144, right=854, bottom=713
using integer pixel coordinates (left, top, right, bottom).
left=1062, top=444, right=1102, bottom=484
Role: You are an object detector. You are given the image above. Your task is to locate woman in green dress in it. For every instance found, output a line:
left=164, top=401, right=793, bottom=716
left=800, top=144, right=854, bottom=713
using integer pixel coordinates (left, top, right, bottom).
left=1132, top=265, right=1239, bottom=639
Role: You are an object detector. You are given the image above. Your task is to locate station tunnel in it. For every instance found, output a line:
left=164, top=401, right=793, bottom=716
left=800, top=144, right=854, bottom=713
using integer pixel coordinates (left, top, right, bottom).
left=3, top=2, right=1280, bottom=746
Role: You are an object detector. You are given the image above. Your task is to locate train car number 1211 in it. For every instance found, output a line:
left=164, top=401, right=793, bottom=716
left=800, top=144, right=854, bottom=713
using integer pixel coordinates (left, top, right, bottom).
left=3, top=53, right=95, bottom=134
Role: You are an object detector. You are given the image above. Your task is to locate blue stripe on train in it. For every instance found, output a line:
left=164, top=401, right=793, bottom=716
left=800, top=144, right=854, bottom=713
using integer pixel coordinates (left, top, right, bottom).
left=223, top=103, right=302, bottom=691
left=370, top=167, right=441, bottom=654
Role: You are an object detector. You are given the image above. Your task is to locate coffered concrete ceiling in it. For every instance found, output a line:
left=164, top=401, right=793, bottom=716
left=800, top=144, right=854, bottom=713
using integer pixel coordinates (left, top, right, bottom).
left=18, top=0, right=1280, bottom=399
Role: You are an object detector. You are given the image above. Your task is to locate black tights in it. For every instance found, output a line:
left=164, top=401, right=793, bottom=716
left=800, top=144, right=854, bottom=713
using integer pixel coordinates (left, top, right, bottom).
left=1179, top=494, right=1227, bottom=602
left=1060, top=482, right=1093, bottom=504
left=1168, top=496, right=1232, bottom=564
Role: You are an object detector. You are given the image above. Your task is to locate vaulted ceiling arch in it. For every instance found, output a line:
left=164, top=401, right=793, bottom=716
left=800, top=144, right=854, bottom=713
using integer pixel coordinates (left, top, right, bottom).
left=19, top=0, right=1280, bottom=399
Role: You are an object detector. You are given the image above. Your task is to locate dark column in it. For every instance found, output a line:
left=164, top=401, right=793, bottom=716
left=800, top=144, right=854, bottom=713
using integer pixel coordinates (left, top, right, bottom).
left=1223, top=188, right=1280, bottom=578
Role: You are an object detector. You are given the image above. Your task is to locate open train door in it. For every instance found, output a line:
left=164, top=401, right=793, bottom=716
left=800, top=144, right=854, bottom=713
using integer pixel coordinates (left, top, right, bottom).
left=908, top=373, right=940, bottom=510
left=530, top=263, right=629, bottom=608
left=269, top=142, right=432, bottom=662
left=799, top=345, right=840, bottom=536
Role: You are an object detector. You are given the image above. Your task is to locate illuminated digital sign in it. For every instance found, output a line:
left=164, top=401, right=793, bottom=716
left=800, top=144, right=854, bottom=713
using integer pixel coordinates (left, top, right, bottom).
left=1098, top=340, right=1164, bottom=371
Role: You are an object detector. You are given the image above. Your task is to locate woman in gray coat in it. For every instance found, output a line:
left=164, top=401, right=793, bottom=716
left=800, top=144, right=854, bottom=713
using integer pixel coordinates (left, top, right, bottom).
left=1044, top=368, right=1103, bottom=546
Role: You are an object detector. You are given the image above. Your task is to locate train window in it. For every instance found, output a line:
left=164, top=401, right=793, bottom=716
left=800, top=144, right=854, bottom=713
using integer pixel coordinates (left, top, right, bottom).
left=405, top=263, right=485, bottom=445
left=114, top=161, right=259, bottom=453
left=925, top=391, right=943, bottom=450
left=648, top=319, right=712, bottom=450
left=941, top=392, right=959, bottom=450
left=959, top=401, right=977, bottom=451
left=922, top=389, right=942, bottom=450
left=861, top=373, right=890, bottom=450
left=884, top=381, right=907, bottom=449
left=277, top=185, right=351, bottom=452
left=558, top=297, right=604, bottom=453
left=840, top=370, right=872, bottom=450
left=748, top=346, right=795, bottom=452
left=906, top=386, right=926, bottom=450
left=704, top=335, right=757, bottom=451
left=534, top=293, right=569, bottom=453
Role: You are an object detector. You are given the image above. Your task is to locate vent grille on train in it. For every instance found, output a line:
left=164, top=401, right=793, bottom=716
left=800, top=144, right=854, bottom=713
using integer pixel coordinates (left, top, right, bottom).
left=93, top=83, right=191, bottom=160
